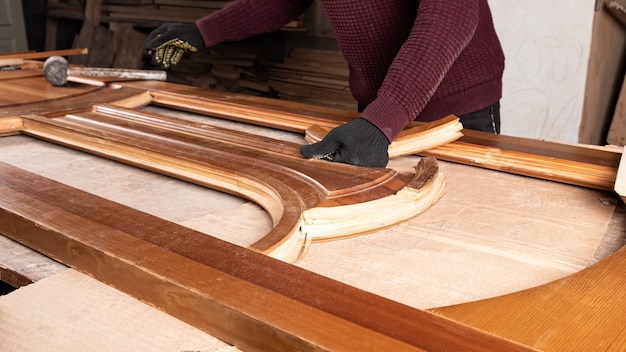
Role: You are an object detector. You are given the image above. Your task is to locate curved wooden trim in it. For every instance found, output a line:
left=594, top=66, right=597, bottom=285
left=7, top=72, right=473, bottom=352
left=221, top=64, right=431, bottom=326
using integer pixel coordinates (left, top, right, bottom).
left=302, top=158, right=446, bottom=242
left=305, top=115, right=464, bottom=158
left=20, top=105, right=443, bottom=262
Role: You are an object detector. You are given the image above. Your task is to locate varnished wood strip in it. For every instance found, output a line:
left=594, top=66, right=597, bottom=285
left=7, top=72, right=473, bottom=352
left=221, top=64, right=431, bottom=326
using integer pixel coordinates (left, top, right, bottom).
left=457, top=129, right=621, bottom=168
left=117, top=79, right=357, bottom=131
left=420, top=141, right=617, bottom=190
left=0, top=160, right=533, bottom=352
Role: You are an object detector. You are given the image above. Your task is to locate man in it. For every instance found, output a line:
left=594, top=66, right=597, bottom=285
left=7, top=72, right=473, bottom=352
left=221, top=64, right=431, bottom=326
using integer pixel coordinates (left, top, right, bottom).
left=145, top=0, right=505, bottom=168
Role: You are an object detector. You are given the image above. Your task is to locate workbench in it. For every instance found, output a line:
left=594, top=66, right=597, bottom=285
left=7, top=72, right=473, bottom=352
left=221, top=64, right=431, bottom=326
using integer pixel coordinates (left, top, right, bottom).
left=1, top=69, right=626, bottom=351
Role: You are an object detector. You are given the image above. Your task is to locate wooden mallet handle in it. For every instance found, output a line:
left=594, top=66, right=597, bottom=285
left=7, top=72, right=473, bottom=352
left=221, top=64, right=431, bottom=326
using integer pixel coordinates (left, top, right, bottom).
left=43, top=56, right=167, bottom=86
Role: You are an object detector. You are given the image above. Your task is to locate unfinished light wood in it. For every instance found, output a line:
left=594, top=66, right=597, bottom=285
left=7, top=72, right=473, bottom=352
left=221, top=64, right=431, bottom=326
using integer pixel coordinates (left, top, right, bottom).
left=19, top=105, right=444, bottom=261
left=0, top=161, right=532, bottom=352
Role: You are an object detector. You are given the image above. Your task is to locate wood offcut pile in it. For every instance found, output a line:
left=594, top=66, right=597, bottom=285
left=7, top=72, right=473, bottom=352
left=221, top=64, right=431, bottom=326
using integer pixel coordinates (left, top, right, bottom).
left=169, top=46, right=357, bottom=110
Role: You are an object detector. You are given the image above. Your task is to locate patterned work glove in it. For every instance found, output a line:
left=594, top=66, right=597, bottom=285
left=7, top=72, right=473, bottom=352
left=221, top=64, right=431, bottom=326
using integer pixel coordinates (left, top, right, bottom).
left=301, top=118, right=390, bottom=168
left=145, top=23, right=205, bottom=68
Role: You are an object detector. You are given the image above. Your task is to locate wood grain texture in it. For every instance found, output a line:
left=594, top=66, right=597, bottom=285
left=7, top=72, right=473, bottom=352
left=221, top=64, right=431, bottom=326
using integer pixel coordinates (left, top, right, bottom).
left=0, top=161, right=531, bottom=352
left=429, top=243, right=626, bottom=351
left=19, top=104, right=443, bottom=261
left=2, top=72, right=626, bottom=350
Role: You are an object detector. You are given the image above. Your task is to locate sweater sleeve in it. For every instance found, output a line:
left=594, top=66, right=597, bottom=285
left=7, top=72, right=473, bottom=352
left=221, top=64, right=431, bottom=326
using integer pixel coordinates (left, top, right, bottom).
left=361, top=0, right=481, bottom=141
left=196, top=0, right=314, bottom=47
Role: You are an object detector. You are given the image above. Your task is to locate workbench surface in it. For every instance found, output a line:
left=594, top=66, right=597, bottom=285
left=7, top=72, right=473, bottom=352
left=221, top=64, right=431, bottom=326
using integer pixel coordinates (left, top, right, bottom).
left=1, top=108, right=624, bottom=351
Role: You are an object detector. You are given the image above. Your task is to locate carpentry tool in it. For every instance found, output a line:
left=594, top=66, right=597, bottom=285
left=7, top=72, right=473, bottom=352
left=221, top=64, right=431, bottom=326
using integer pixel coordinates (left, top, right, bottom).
left=43, top=56, right=167, bottom=86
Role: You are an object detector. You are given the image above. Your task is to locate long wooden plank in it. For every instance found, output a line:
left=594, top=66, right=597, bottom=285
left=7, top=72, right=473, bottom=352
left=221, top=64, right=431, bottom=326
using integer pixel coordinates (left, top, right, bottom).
left=0, top=161, right=531, bottom=352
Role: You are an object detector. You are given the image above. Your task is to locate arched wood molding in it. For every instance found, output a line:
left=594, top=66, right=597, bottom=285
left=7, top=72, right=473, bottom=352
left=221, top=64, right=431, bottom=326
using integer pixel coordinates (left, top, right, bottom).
left=19, top=105, right=446, bottom=261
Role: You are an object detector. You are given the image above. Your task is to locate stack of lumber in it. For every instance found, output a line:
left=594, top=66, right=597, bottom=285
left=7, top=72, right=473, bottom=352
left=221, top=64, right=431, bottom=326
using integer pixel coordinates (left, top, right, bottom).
left=167, top=45, right=270, bottom=94
left=167, top=47, right=357, bottom=110
left=100, top=0, right=303, bottom=30
left=266, top=48, right=357, bottom=110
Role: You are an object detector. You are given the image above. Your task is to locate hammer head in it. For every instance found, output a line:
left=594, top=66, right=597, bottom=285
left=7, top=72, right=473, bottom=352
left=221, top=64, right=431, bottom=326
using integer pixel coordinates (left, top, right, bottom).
left=43, top=56, right=69, bottom=86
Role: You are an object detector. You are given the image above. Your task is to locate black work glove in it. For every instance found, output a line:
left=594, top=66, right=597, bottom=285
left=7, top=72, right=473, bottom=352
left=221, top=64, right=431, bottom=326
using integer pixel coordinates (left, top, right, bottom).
left=301, top=118, right=390, bottom=168
left=145, top=23, right=205, bottom=68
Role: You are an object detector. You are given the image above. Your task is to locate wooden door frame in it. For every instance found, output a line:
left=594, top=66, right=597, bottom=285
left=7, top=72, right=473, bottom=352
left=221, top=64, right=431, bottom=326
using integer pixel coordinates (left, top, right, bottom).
left=1, top=77, right=626, bottom=350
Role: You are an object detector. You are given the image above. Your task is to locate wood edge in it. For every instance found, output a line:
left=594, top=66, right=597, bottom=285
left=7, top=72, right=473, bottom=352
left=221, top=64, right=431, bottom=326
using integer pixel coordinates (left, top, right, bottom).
left=0, top=48, right=88, bottom=60
left=614, top=150, right=626, bottom=202
left=0, top=116, right=24, bottom=135
left=301, top=159, right=446, bottom=242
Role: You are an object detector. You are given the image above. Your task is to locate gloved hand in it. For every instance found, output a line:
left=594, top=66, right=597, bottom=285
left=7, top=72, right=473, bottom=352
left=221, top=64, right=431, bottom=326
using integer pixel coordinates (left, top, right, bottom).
left=301, top=118, right=390, bottom=168
left=145, top=23, right=205, bottom=68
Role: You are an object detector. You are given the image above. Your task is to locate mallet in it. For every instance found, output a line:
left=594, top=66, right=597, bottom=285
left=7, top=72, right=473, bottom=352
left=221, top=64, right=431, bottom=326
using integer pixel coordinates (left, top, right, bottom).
left=43, top=56, right=167, bottom=86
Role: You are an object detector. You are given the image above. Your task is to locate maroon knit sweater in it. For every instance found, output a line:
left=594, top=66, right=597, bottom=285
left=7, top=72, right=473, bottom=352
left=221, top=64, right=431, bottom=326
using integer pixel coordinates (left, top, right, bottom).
left=197, top=0, right=505, bottom=141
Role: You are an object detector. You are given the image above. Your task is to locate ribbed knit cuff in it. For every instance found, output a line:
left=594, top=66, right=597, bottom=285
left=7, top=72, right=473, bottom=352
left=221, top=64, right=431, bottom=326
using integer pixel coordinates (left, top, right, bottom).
left=360, top=95, right=413, bottom=142
left=196, top=15, right=225, bottom=47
